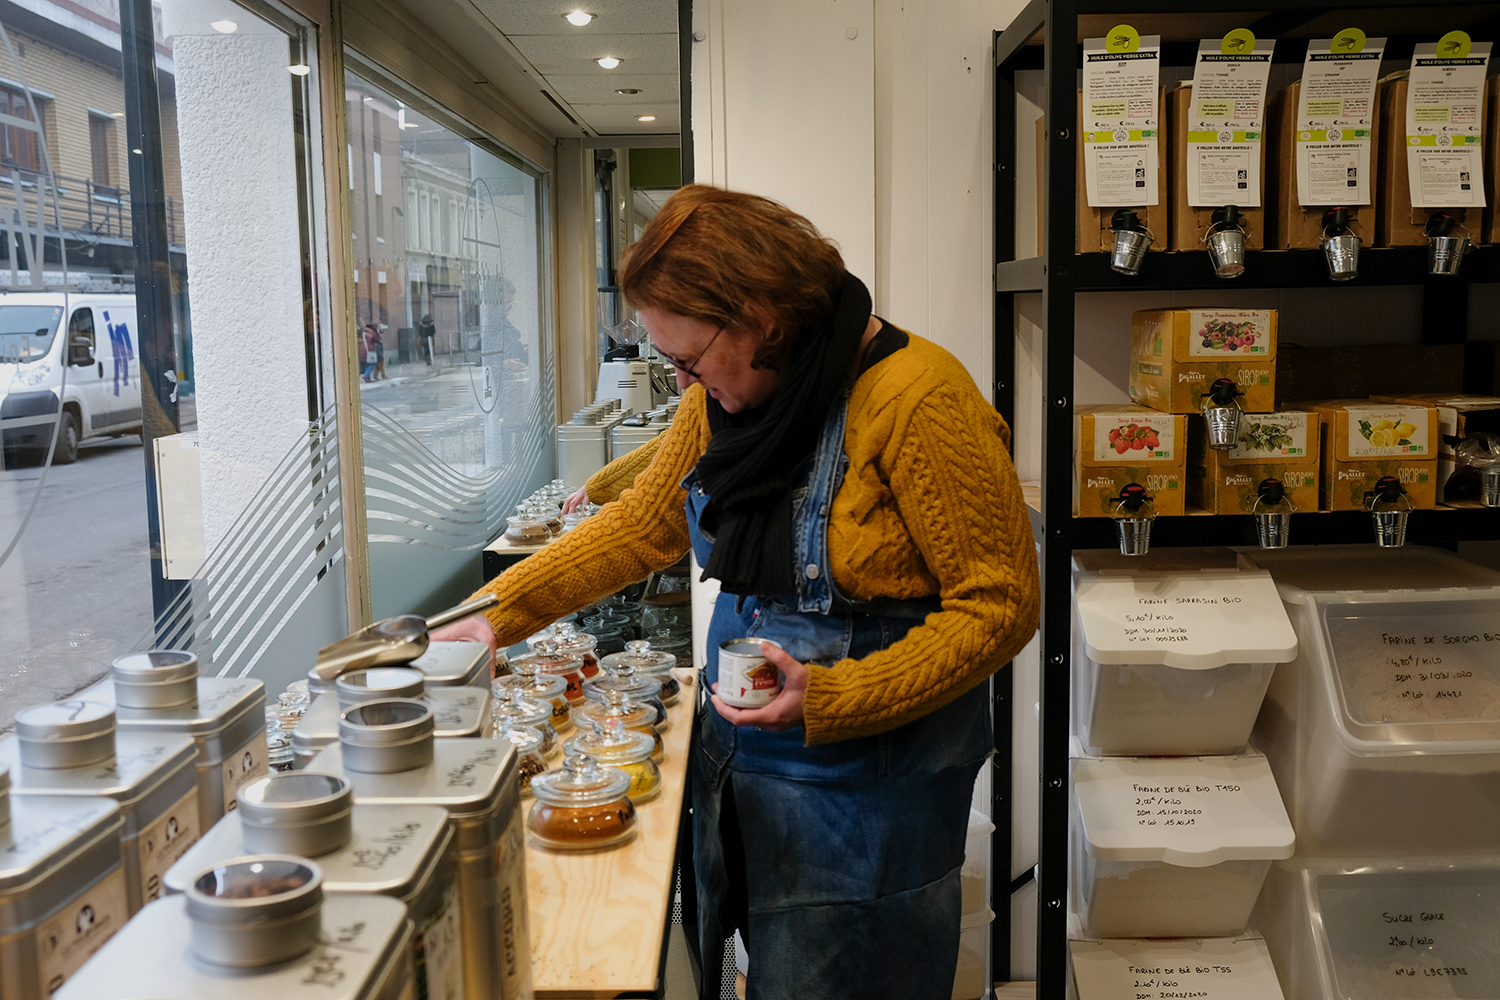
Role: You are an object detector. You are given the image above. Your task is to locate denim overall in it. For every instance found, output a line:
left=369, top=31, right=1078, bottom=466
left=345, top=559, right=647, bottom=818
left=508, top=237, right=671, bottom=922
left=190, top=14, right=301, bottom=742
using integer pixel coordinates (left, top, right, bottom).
left=684, top=395, right=991, bottom=1000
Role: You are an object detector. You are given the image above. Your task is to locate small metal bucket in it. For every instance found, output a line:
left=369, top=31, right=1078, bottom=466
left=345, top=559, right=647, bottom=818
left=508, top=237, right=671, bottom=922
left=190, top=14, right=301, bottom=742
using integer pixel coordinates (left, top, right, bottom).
left=1322, top=232, right=1361, bottom=281
left=1112, top=497, right=1156, bottom=557
left=1109, top=227, right=1154, bottom=276
left=1205, top=226, right=1246, bottom=278
left=1370, top=507, right=1410, bottom=548
left=1427, top=234, right=1471, bottom=276
left=1481, top=465, right=1500, bottom=507
left=1202, top=403, right=1243, bottom=450
left=1253, top=507, right=1293, bottom=549
left=185, top=855, right=324, bottom=969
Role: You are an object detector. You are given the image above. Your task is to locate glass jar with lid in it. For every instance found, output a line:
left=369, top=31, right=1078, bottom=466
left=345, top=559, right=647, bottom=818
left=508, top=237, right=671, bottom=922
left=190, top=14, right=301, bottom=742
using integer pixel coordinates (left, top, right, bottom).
left=551, top=621, right=601, bottom=678
left=525, top=504, right=563, bottom=536
left=564, top=719, right=661, bottom=803
left=493, top=719, right=548, bottom=795
left=528, top=755, right=638, bottom=850
left=601, top=638, right=681, bottom=706
left=494, top=643, right=573, bottom=732
left=505, top=513, right=551, bottom=546
left=645, top=630, right=692, bottom=670
left=580, top=615, right=630, bottom=656
left=573, top=689, right=665, bottom=762
left=490, top=684, right=559, bottom=757
left=514, top=639, right=588, bottom=706
left=598, top=594, right=644, bottom=637
left=583, top=660, right=668, bottom=731
left=641, top=592, right=692, bottom=637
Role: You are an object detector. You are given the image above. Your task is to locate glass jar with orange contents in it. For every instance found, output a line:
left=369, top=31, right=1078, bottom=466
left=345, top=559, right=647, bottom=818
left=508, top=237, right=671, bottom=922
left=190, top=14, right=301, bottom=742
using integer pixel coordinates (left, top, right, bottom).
left=573, top=689, right=664, bottom=763
left=494, top=644, right=573, bottom=734
left=511, top=639, right=588, bottom=708
left=527, top=755, right=637, bottom=851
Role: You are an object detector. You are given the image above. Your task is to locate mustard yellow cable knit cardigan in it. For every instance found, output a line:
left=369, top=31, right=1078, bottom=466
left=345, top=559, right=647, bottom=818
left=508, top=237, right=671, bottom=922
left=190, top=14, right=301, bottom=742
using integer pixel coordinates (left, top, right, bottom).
left=475, top=333, right=1040, bottom=745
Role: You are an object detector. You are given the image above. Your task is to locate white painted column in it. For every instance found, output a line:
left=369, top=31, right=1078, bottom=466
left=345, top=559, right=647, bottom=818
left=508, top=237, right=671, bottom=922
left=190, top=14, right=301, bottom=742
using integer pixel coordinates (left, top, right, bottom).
left=161, top=0, right=309, bottom=554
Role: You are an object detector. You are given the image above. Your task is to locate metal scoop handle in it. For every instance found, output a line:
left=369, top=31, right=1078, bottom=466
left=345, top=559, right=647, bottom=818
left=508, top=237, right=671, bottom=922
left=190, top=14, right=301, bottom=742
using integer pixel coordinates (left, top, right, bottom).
left=425, top=594, right=498, bottom=630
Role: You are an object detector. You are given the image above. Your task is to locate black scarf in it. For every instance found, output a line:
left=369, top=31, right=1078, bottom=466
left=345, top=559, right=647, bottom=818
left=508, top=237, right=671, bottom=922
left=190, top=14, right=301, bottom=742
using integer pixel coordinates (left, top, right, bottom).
left=695, top=272, right=872, bottom=597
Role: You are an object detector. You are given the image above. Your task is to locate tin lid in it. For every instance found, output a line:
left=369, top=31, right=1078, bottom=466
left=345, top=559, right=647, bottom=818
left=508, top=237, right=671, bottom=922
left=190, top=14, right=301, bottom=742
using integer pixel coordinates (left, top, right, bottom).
left=237, top=773, right=354, bottom=851
left=574, top=689, right=659, bottom=731
left=337, top=699, right=435, bottom=749
left=94, top=676, right=266, bottom=739
left=600, top=639, right=675, bottom=675
left=564, top=720, right=654, bottom=766
left=407, top=640, right=490, bottom=685
left=52, top=894, right=410, bottom=1000
left=530, top=754, right=631, bottom=807
left=14, top=700, right=117, bottom=767
left=186, top=855, right=323, bottom=924
left=491, top=686, right=551, bottom=728
left=335, top=667, right=425, bottom=708
left=111, top=649, right=199, bottom=682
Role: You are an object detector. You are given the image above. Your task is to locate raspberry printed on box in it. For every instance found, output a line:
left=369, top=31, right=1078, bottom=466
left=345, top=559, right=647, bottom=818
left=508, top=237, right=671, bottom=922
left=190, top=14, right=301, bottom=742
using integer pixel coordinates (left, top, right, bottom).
left=1074, top=405, right=1187, bottom=517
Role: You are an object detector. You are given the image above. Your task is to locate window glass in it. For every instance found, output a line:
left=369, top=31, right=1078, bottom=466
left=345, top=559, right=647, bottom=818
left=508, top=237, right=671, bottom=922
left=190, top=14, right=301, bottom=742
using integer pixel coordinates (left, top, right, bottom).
left=345, top=64, right=554, bottom=617
left=0, top=0, right=338, bottom=731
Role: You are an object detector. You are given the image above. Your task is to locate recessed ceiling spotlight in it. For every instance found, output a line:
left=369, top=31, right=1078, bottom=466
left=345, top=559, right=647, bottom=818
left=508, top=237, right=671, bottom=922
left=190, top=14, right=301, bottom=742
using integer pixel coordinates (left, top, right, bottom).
left=615, top=87, right=642, bottom=95
left=288, top=64, right=311, bottom=76
left=636, top=115, right=657, bottom=122
left=596, top=56, right=621, bottom=69
left=564, top=10, right=593, bottom=26
left=210, top=19, right=238, bottom=33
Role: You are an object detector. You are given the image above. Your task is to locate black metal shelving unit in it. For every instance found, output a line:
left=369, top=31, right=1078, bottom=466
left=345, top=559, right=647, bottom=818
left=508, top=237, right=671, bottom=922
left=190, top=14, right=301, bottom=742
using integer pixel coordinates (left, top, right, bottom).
left=993, top=1, right=1500, bottom=995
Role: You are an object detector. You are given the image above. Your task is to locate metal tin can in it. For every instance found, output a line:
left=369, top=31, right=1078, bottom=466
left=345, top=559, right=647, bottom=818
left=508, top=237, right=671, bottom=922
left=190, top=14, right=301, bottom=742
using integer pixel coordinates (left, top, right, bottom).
left=0, top=767, right=127, bottom=1000
left=336, top=668, right=427, bottom=708
left=310, top=736, right=533, bottom=1000
left=165, top=783, right=459, bottom=1000
left=409, top=641, right=493, bottom=688
left=292, top=688, right=490, bottom=770
left=80, top=671, right=268, bottom=831
left=1, top=719, right=200, bottom=915
left=184, top=855, right=325, bottom=969
left=109, top=651, right=199, bottom=710
left=53, top=892, right=414, bottom=1000
left=14, top=701, right=118, bottom=770
left=717, top=638, right=784, bottom=708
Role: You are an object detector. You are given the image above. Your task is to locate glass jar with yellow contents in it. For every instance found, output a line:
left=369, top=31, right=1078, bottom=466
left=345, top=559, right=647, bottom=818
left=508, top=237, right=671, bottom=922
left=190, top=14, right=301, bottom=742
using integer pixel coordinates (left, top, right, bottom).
left=573, top=689, right=665, bottom=763
left=528, top=754, right=638, bottom=851
left=564, top=719, right=661, bottom=804
left=494, top=643, right=573, bottom=734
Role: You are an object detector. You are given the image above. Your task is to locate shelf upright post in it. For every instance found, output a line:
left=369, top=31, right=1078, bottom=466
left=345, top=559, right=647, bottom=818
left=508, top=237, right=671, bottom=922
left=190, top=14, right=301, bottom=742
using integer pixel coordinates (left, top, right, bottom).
left=991, top=27, right=1021, bottom=986
left=1038, top=0, right=1078, bottom=994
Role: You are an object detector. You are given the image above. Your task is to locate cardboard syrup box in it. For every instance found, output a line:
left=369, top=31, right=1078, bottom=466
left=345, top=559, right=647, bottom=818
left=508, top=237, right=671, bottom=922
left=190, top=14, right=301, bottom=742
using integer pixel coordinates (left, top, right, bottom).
left=1076, top=89, right=1170, bottom=253
left=1168, top=83, right=1267, bottom=252
left=1129, top=308, right=1277, bottom=414
left=1074, top=405, right=1188, bottom=517
left=1188, top=410, right=1321, bottom=514
left=1370, top=394, right=1500, bottom=504
left=1297, top=400, right=1440, bottom=510
left=1264, top=81, right=1380, bottom=249
left=1375, top=76, right=1477, bottom=247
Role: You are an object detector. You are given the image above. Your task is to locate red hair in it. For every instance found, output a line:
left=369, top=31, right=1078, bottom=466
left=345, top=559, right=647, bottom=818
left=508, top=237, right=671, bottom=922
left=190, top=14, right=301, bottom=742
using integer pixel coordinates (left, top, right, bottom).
left=618, top=185, right=845, bottom=365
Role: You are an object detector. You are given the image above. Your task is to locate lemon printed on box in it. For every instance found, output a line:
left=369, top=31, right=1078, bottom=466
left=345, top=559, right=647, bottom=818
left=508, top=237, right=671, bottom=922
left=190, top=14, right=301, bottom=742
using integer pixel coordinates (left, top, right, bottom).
left=1359, top=418, right=1419, bottom=450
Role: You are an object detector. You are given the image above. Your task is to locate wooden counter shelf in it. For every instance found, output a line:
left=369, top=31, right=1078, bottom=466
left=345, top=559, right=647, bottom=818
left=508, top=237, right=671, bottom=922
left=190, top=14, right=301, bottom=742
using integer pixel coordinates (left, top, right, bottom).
left=526, top=675, right=697, bottom=998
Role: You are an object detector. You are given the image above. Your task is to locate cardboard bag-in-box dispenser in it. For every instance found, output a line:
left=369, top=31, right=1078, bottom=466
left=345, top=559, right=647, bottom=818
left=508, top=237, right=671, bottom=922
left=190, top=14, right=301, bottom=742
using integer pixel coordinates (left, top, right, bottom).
left=1188, top=409, right=1321, bottom=514
left=1074, top=404, right=1187, bottom=517
left=1129, top=308, right=1278, bottom=414
left=1296, top=399, right=1439, bottom=510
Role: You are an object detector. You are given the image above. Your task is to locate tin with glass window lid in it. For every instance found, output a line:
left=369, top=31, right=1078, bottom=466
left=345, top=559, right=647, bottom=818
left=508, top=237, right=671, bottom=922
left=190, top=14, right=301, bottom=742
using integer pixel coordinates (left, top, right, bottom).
left=0, top=765, right=127, bottom=1000
left=528, top=755, right=638, bottom=851
left=309, top=700, right=533, bottom=1000
left=78, top=649, right=267, bottom=829
left=291, top=668, right=492, bottom=768
left=0, top=699, right=199, bottom=914
left=601, top=638, right=680, bottom=706
left=53, top=868, right=415, bottom=1000
left=165, top=773, right=462, bottom=1000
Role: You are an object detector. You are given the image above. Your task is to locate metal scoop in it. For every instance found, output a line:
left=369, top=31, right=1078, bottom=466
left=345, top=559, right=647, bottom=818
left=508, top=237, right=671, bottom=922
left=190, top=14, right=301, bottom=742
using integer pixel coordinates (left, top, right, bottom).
left=313, top=594, right=499, bottom=681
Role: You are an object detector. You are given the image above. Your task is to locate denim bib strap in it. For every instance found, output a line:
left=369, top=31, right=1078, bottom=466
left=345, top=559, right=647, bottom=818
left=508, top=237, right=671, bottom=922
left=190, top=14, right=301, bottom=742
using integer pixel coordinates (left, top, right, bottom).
left=791, top=393, right=851, bottom=614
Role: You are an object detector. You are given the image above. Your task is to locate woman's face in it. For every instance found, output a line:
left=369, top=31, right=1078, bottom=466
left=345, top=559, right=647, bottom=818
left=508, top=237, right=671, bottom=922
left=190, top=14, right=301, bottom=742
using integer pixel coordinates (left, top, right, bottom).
left=640, top=306, right=785, bottom=413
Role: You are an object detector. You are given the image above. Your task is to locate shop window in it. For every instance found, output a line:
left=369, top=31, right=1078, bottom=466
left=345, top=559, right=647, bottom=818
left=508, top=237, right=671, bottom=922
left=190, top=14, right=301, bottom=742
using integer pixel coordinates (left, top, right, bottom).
left=344, top=61, right=553, bottom=617
left=88, top=112, right=112, bottom=187
left=0, top=82, right=43, bottom=171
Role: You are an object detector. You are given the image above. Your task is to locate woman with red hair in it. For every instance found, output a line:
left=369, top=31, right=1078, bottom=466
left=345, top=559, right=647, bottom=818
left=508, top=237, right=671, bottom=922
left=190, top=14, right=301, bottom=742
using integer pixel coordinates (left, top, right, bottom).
left=440, top=184, right=1038, bottom=998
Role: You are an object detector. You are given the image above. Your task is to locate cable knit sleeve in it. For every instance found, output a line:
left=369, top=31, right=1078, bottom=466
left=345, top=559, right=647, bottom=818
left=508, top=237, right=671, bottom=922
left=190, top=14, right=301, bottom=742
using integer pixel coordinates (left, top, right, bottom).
left=584, top=433, right=664, bottom=505
left=473, top=386, right=709, bottom=647
left=799, top=382, right=1040, bottom=745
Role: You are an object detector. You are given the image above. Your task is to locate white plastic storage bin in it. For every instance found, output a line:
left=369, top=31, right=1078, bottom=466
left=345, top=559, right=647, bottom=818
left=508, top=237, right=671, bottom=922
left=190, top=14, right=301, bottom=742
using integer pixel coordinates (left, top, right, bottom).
left=952, top=907, right=993, bottom=1000
left=961, top=807, right=995, bottom=919
left=1069, top=934, right=1286, bottom=1000
left=1072, top=750, right=1294, bottom=938
left=1246, top=546, right=1500, bottom=856
left=1072, top=568, right=1297, bottom=755
left=1253, top=857, right=1500, bottom=1000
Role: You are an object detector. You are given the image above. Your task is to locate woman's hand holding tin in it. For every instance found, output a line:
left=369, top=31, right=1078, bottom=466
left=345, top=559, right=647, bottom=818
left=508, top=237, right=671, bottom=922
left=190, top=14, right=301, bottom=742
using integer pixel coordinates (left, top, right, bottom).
left=710, top=641, right=809, bottom=732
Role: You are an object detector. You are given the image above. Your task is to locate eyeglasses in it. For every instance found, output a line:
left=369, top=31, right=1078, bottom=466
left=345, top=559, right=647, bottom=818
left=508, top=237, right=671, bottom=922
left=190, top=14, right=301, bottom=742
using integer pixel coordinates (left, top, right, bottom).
left=653, top=324, right=724, bottom=380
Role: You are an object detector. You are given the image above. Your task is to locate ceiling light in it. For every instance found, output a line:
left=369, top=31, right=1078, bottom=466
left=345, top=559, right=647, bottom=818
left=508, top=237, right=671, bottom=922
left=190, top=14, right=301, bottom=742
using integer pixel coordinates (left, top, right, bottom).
left=564, top=10, right=593, bottom=26
left=111, top=111, right=125, bottom=118
left=636, top=115, right=656, bottom=122
left=210, top=19, right=237, bottom=33
left=615, top=87, right=642, bottom=95
left=288, top=64, right=311, bottom=76
left=596, top=56, right=621, bottom=69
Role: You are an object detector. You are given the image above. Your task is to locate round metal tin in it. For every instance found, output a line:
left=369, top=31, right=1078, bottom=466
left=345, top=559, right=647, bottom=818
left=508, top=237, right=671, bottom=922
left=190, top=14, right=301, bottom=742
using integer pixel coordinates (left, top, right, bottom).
left=335, top=667, right=426, bottom=709
left=185, top=855, right=324, bottom=969
left=337, top=699, right=436, bottom=774
left=237, top=772, right=355, bottom=857
left=14, top=700, right=117, bottom=770
left=110, top=650, right=200, bottom=710
left=716, top=638, right=784, bottom=708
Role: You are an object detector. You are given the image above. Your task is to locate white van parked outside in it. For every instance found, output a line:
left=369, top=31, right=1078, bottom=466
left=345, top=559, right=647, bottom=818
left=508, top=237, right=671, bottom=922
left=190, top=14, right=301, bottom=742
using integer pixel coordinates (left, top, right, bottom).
left=0, top=292, right=140, bottom=465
